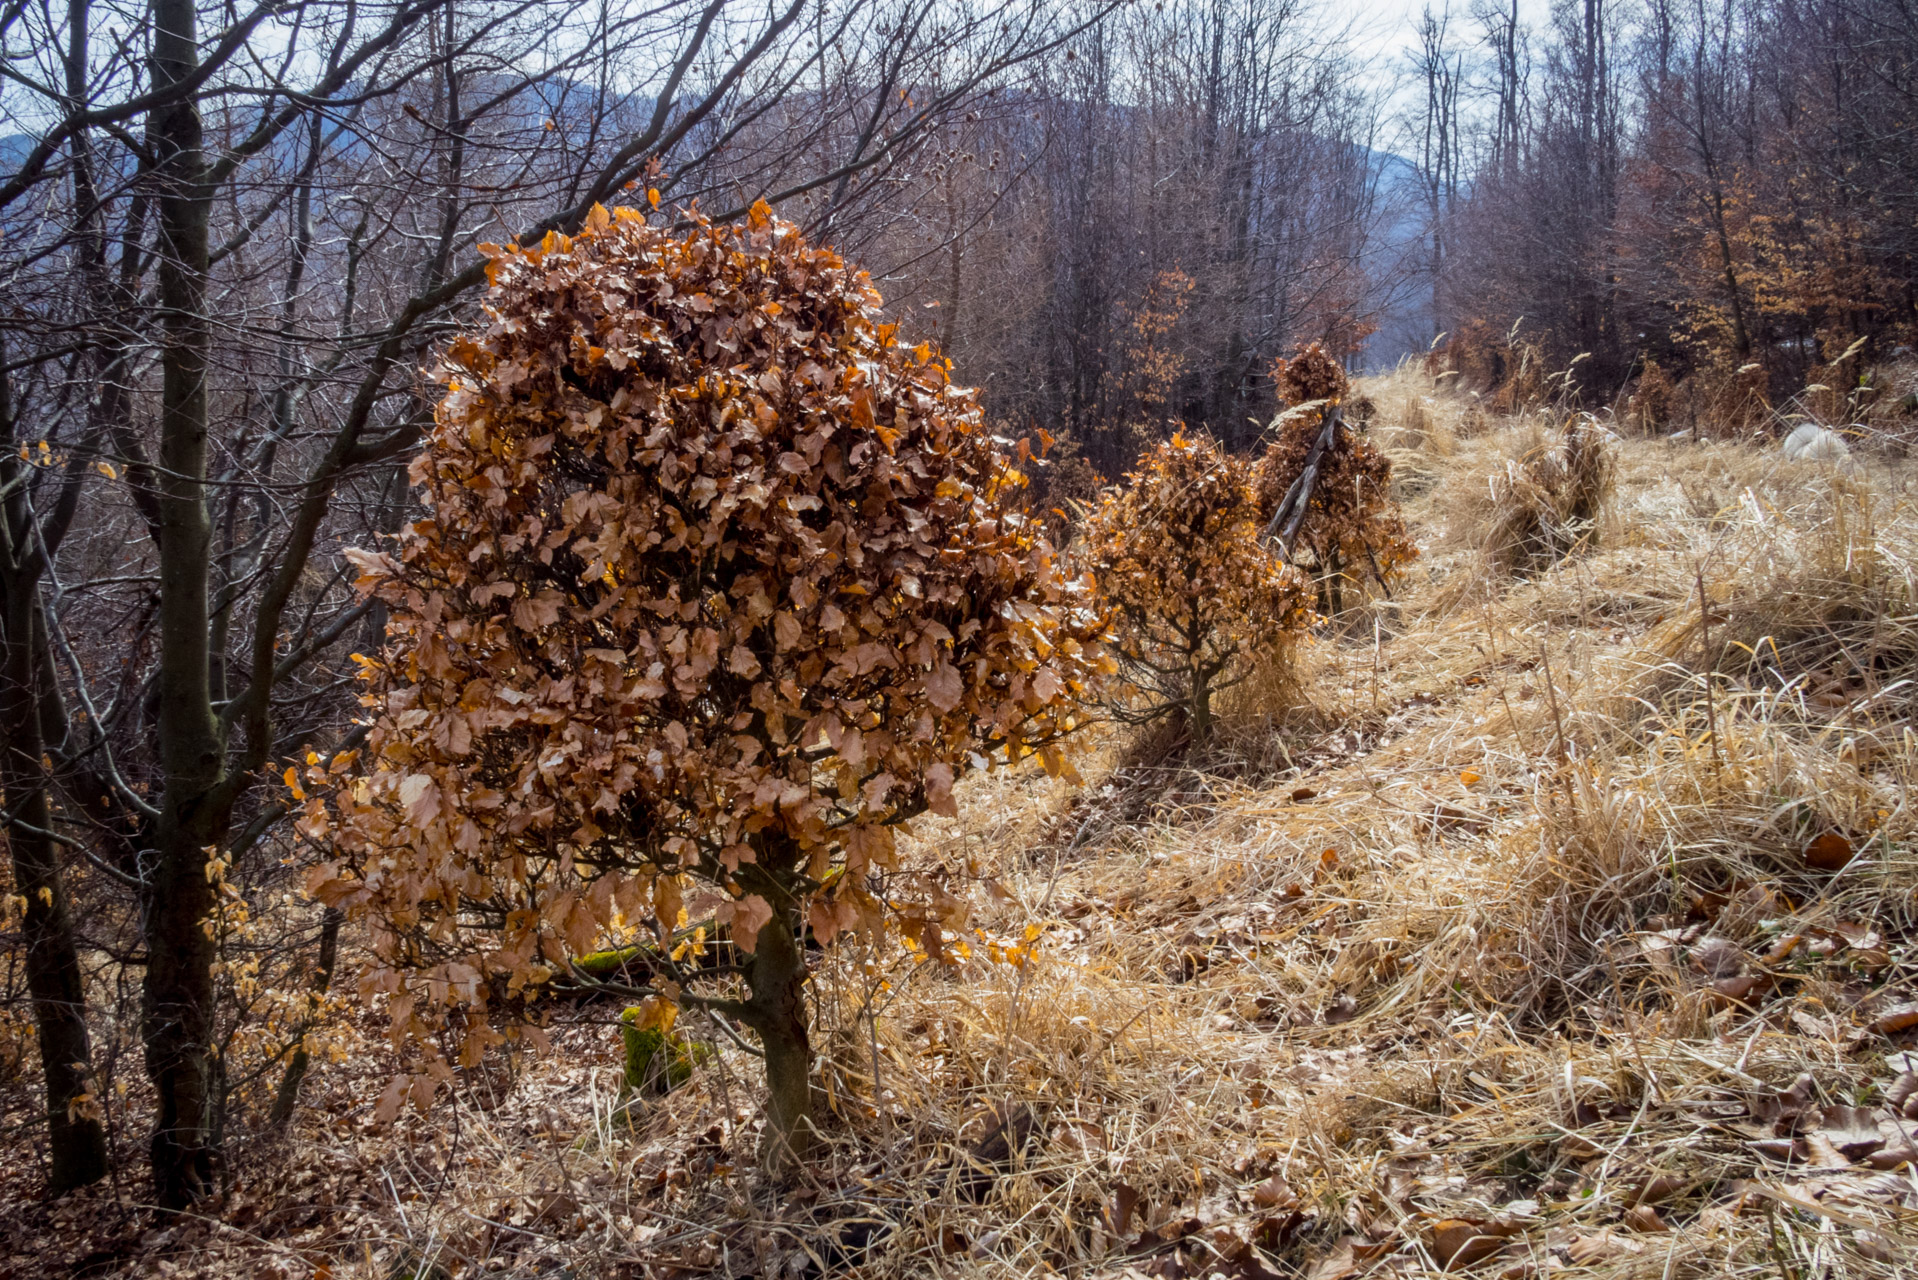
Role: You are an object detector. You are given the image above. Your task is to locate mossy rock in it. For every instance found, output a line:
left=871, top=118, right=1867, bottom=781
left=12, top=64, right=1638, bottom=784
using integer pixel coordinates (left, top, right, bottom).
left=619, top=1010, right=712, bottom=1097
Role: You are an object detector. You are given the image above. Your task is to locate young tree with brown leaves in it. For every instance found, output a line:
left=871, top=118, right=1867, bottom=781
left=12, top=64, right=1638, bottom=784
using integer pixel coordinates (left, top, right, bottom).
left=1079, top=431, right=1315, bottom=744
left=1256, top=344, right=1417, bottom=616
left=0, top=0, right=1116, bottom=1204
left=303, top=203, right=1108, bottom=1171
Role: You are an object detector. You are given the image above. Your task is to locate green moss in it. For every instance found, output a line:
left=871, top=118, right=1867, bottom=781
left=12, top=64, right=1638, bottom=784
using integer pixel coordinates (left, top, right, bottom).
left=619, top=1009, right=712, bottom=1096
left=571, top=945, right=644, bottom=980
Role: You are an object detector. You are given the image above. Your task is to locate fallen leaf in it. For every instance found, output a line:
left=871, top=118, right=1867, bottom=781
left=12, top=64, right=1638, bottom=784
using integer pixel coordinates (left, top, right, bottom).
left=1817, top=1106, right=1887, bottom=1160
left=1621, top=1205, right=1667, bottom=1233
left=1430, top=1217, right=1518, bottom=1269
left=1689, top=935, right=1748, bottom=978
left=1710, top=973, right=1772, bottom=1005
left=1627, top=1174, right=1686, bottom=1206
left=1751, top=1073, right=1818, bottom=1130
left=1850, top=947, right=1894, bottom=975
left=1105, top=1183, right=1144, bottom=1239
left=1566, top=1230, right=1646, bottom=1264
left=1251, top=1175, right=1297, bottom=1210
left=1761, top=933, right=1802, bottom=965
left=1869, top=1004, right=1918, bottom=1036
left=1805, top=832, right=1854, bottom=871
left=1309, top=1237, right=1392, bottom=1280
left=1558, top=1133, right=1604, bottom=1160
left=1802, top=1131, right=1852, bottom=1168
left=1852, top=1229, right=1897, bottom=1263
left=1865, top=1143, right=1916, bottom=1170
left=1428, top=803, right=1488, bottom=835
left=1830, top=920, right=1881, bottom=948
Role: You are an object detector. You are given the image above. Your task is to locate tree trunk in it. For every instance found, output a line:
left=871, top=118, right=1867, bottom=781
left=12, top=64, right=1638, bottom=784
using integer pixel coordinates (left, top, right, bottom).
left=144, top=0, right=225, bottom=1210
left=0, top=592, right=110, bottom=1193
left=267, top=906, right=343, bottom=1131
left=1189, top=664, right=1214, bottom=744
left=737, top=907, right=815, bottom=1174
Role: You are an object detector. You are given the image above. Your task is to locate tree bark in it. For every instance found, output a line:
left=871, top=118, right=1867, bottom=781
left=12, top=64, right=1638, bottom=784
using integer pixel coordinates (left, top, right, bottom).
left=1189, top=664, right=1214, bottom=744
left=737, top=905, right=815, bottom=1175
left=144, top=0, right=224, bottom=1209
left=0, top=592, right=110, bottom=1193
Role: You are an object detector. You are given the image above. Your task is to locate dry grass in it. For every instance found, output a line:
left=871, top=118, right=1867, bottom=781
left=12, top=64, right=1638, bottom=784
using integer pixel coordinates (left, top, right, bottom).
left=28, top=368, right=1918, bottom=1280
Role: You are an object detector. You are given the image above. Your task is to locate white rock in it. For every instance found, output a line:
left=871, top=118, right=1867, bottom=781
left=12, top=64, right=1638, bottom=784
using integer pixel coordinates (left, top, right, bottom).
left=1781, top=422, right=1851, bottom=463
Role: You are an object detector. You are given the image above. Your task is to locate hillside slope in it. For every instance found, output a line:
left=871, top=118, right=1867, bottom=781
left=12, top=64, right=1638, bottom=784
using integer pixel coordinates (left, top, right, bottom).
left=17, top=371, right=1918, bottom=1279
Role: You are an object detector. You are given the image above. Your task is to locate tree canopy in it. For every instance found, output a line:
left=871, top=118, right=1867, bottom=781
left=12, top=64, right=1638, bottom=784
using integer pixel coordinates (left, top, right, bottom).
left=302, top=203, right=1108, bottom=1158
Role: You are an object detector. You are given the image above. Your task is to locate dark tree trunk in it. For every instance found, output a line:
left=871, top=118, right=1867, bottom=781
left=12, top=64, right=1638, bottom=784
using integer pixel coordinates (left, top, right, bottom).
left=144, top=0, right=225, bottom=1210
left=731, top=861, right=816, bottom=1176
left=0, top=592, right=110, bottom=1193
left=1189, top=663, right=1214, bottom=744
left=267, top=906, right=343, bottom=1131
left=739, top=907, right=814, bottom=1173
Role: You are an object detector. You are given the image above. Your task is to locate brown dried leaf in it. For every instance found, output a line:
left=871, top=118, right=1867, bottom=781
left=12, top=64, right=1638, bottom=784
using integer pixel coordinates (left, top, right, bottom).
left=1621, top=1205, right=1667, bottom=1233
left=1429, top=1217, right=1518, bottom=1269
left=1565, top=1230, right=1646, bottom=1265
left=1250, top=1175, right=1298, bottom=1210
left=1805, top=832, right=1855, bottom=871
left=1870, top=1004, right=1918, bottom=1036
left=1817, top=1106, right=1888, bottom=1160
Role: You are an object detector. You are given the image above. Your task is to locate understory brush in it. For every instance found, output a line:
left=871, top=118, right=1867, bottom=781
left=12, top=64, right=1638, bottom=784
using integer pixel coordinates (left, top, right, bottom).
left=12, top=371, right=1918, bottom=1280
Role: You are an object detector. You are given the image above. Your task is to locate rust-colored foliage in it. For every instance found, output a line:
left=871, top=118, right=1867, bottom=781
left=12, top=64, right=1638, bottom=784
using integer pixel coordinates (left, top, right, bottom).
left=1079, top=431, right=1315, bottom=743
left=1256, top=345, right=1417, bottom=614
left=1626, top=358, right=1676, bottom=434
left=1021, top=427, right=1104, bottom=548
left=1270, top=341, right=1350, bottom=407
left=300, top=203, right=1107, bottom=1156
left=1422, top=322, right=1550, bottom=413
left=1120, top=270, right=1196, bottom=424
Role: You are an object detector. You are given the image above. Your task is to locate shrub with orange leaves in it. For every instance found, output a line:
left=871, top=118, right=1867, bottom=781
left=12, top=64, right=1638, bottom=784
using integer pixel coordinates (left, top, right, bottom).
left=1256, top=344, right=1417, bottom=615
left=1078, top=431, right=1315, bottom=743
left=1626, top=358, right=1676, bottom=435
left=300, top=202, right=1108, bottom=1168
left=1270, top=341, right=1349, bottom=407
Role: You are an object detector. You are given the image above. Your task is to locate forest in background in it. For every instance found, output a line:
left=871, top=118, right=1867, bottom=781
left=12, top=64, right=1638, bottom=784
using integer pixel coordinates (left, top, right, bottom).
left=2, top=0, right=1918, bottom=1272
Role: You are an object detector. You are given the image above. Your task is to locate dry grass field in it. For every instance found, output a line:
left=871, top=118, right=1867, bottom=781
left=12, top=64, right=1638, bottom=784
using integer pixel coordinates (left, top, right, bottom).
left=14, top=365, right=1918, bottom=1279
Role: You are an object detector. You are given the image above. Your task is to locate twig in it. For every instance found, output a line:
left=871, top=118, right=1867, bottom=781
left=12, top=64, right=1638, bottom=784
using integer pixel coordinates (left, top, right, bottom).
left=1263, top=404, right=1344, bottom=557
left=1697, top=567, right=1723, bottom=778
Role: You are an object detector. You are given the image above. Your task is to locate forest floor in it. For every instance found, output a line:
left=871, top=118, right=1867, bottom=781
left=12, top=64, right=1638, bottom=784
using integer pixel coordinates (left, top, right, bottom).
left=7, top=369, right=1918, bottom=1279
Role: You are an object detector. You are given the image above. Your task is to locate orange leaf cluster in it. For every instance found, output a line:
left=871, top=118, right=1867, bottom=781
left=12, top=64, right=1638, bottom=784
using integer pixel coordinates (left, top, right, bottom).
left=1269, top=341, right=1350, bottom=408
left=301, top=204, right=1107, bottom=1081
left=1077, top=432, right=1314, bottom=741
left=1256, top=346, right=1417, bottom=607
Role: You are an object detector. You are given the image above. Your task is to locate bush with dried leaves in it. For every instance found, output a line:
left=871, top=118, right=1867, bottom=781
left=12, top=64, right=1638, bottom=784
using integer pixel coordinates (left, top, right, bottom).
left=300, top=202, right=1108, bottom=1167
left=1078, top=431, right=1315, bottom=743
left=1256, top=344, right=1417, bottom=615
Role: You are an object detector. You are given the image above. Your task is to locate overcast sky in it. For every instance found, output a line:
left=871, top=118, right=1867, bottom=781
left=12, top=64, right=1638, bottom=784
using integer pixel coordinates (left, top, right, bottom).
left=1342, top=0, right=1557, bottom=74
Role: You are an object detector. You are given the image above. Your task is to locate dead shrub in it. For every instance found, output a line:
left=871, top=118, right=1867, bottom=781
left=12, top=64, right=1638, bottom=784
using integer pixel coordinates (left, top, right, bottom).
left=1446, top=413, right=1617, bottom=585
left=1673, top=361, right=1771, bottom=436
left=1256, top=344, right=1419, bottom=618
left=1627, top=358, right=1676, bottom=435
